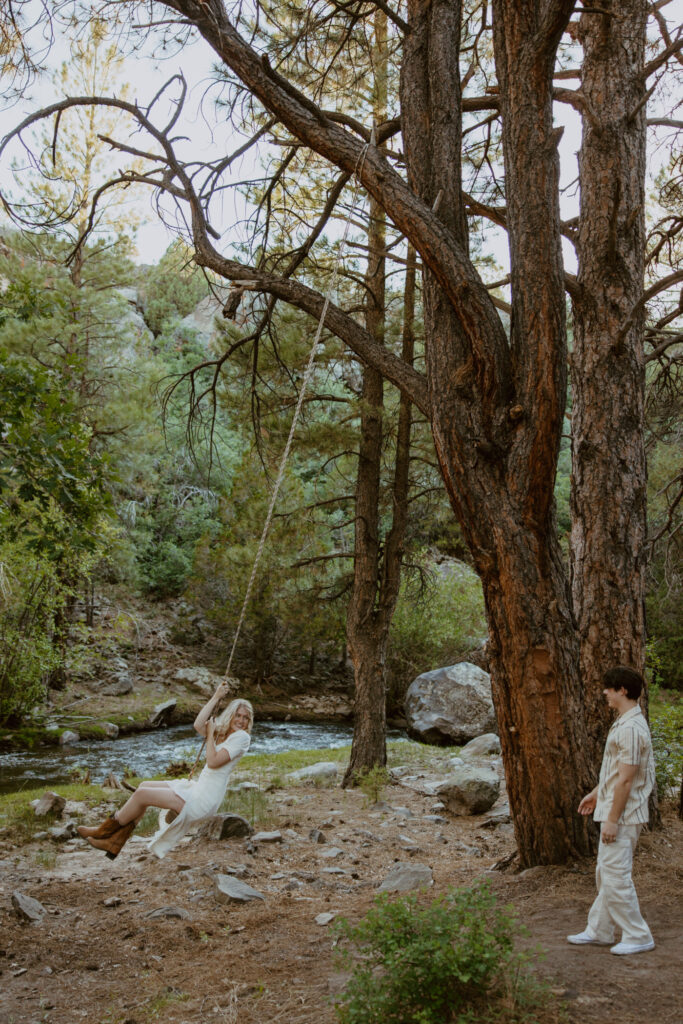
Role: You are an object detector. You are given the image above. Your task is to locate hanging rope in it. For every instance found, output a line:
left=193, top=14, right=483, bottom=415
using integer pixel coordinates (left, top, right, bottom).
left=188, top=137, right=374, bottom=775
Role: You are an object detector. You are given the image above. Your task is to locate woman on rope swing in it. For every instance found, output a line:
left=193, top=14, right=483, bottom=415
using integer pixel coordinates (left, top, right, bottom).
left=77, top=685, right=253, bottom=860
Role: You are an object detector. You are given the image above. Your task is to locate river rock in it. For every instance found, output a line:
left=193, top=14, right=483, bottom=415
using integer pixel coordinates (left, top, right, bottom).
left=12, top=891, right=46, bottom=923
left=97, top=721, right=120, bottom=739
left=147, top=699, right=177, bottom=727
left=198, top=813, right=253, bottom=840
left=436, top=764, right=500, bottom=815
left=173, top=666, right=238, bottom=698
left=286, top=762, right=339, bottom=783
left=377, top=863, right=433, bottom=893
left=215, top=874, right=265, bottom=903
left=459, top=733, right=501, bottom=759
left=34, top=792, right=66, bottom=817
left=100, top=657, right=134, bottom=696
left=404, top=662, right=497, bottom=745
left=48, top=823, right=78, bottom=841
left=58, top=730, right=80, bottom=746
left=251, top=830, right=282, bottom=843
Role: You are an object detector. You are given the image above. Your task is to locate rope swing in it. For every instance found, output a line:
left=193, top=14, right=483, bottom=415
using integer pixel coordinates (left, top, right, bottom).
left=189, top=136, right=373, bottom=772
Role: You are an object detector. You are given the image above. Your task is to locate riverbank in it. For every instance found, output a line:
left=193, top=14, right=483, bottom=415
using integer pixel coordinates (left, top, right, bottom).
left=1, top=585, right=361, bottom=753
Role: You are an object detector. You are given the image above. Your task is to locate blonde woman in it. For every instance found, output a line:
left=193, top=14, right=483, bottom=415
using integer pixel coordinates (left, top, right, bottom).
left=77, top=686, right=253, bottom=860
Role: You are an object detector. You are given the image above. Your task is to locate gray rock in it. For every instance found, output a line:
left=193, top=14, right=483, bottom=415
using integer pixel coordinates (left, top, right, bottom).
left=377, top=863, right=433, bottom=893
left=147, top=699, right=177, bottom=727
left=177, top=294, right=223, bottom=347
left=12, top=891, right=46, bottom=923
left=198, top=813, right=253, bottom=841
left=98, top=721, right=120, bottom=739
left=100, top=658, right=134, bottom=696
left=58, top=730, right=80, bottom=746
left=436, top=764, right=500, bottom=815
left=145, top=906, right=190, bottom=920
left=459, top=733, right=501, bottom=759
left=220, top=863, right=249, bottom=878
left=34, top=792, right=66, bottom=817
left=174, top=666, right=237, bottom=698
left=215, top=874, right=265, bottom=903
left=404, top=662, right=497, bottom=745
left=309, top=828, right=326, bottom=844
left=319, top=846, right=343, bottom=859
left=48, top=823, right=78, bottom=841
left=391, top=806, right=414, bottom=818
left=315, top=912, right=337, bottom=926
left=286, top=762, right=339, bottom=783
left=251, top=830, right=282, bottom=843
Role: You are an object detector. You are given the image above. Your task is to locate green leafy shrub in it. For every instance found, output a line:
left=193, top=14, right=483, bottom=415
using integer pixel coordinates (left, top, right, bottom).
left=333, top=883, right=549, bottom=1024
left=355, top=765, right=390, bottom=806
left=649, top=688, right=683, bottom=799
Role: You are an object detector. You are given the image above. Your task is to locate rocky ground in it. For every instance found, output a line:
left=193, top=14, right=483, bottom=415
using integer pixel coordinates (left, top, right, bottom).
left=2, top=761, right=681, bottom=1024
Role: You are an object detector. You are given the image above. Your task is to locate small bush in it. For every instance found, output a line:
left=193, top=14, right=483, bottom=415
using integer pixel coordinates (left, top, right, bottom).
left=355, top=765, right=390, bottom=806
left=333, top=883, right=553, bottom=1024
left=650, top=689, right=683, bottom=799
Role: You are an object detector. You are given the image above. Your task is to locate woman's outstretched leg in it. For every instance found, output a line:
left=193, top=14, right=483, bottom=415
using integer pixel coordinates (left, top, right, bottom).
left=115, top=782, right=184, bottom=825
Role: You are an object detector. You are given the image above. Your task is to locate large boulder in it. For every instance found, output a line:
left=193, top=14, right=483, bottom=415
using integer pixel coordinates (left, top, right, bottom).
left=404, top=662, right=496, bottom=745
left=436, top=764, right=500, bottom=816
left=459, top=733, right=501, bottom=759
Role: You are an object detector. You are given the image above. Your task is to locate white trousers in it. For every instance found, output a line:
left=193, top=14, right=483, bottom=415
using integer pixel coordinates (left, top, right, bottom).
left=586, top=823, right=653, bottom=945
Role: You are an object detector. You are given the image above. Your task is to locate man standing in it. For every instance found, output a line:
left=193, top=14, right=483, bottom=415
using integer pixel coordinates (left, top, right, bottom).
left=568, top=666, right=656, bottom=955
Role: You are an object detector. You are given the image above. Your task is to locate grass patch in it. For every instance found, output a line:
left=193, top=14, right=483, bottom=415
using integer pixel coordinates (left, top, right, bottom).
left=243, top=744, right=351, bottom=774
left=221, top=786, right=274, bottom=827
left=0, top=783, right=118, bottom=844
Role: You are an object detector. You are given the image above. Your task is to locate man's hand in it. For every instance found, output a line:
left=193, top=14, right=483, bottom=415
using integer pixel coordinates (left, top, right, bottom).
left=601, top=820, right=618, bottom=844
left=578, top=789, right=597, bottom=815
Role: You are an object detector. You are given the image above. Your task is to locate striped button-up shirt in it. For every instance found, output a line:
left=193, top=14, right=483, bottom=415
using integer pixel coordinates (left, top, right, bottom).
left=594, top=706, right=655, bottom=825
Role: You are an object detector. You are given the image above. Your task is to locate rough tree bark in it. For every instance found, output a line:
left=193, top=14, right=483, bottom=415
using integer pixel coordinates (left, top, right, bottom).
left=344, top=12, right=411, bottom=783
left=570, top=1, right=649, bottom=768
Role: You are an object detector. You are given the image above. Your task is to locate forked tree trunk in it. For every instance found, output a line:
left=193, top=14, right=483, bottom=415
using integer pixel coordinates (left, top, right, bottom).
left=401, top=0, right=594, bottom=863
left=570, top=1, right=649, bottom=768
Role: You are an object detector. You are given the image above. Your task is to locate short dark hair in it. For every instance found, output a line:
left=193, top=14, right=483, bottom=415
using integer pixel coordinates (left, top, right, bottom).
left=602, top=666, right=644, bottom=701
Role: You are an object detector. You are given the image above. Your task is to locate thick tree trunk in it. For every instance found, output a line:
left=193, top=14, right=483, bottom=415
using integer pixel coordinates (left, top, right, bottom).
left=570, top=1, right=649, bottom=768
left=401, top=0, right=594, bottom=863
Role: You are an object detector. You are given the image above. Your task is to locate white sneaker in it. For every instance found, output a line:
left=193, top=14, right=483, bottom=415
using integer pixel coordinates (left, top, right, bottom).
left=567, top=930, right=612, bottom=945
left=610, top=940, right=655, bottom=955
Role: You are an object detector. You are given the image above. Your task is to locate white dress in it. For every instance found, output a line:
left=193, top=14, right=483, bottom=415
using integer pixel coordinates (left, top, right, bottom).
left=148, top=729, right=250, bottom=859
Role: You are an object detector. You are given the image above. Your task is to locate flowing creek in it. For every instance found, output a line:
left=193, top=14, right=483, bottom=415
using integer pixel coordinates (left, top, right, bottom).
left=0, top=720, right=406, bottom=795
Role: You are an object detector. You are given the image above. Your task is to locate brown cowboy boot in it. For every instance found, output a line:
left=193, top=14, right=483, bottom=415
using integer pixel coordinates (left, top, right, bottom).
left=77, top=816, right=120, bottom=840
left=85, top=818, right=137, bottom=860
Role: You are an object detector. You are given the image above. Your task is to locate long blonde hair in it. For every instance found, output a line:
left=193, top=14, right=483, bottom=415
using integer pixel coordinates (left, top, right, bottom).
left=214, top=698, right=254, bottom=743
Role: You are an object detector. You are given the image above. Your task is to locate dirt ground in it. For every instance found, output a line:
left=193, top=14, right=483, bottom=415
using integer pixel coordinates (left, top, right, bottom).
left=1, top=781, right=681, bottom=1024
